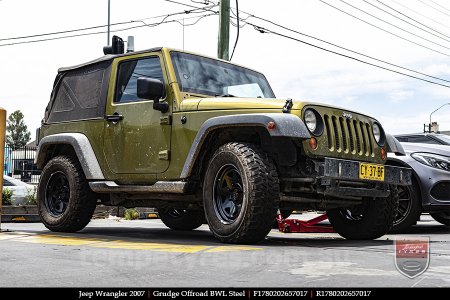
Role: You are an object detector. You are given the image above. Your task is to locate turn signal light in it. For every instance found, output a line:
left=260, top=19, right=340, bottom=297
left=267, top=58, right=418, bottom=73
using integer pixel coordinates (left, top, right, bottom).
left=381, top=148, right=386, bottom=160
left=309, top=137, right=318, bottom=150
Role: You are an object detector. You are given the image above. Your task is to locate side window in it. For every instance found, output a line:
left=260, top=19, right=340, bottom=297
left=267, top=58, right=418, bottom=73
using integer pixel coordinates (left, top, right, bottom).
left=115, top=57, right=165, bottom=103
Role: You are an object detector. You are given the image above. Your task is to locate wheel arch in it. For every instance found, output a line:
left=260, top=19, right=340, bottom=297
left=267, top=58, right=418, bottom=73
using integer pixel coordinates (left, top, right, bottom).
left=35, top=133, right=105, bottom=180
left=180, top=113, right=310, bottom=180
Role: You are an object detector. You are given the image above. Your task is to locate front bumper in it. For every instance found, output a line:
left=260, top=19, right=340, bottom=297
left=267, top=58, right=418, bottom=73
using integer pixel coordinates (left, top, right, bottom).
left=319, top=158, right=412, bottom=198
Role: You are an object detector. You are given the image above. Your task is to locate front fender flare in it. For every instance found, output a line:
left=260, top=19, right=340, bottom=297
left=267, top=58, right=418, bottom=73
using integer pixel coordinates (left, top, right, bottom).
left=386, top=133, right=406, bottom=156
left=180, top=113, right=310, bottom=179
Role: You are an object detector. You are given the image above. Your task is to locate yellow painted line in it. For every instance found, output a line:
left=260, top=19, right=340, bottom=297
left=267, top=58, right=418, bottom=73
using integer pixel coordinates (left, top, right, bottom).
left=1, top=231, right=262, bottom=253
left=91, top=240, right=210, bottom=253
left=204, top=246, right=262, bottom=253
left=21, top=234, right=106, bottom=246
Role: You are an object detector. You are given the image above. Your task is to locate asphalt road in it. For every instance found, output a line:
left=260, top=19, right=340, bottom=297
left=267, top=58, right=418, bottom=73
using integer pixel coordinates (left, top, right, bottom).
left=0, top=214, right=449, bottom=287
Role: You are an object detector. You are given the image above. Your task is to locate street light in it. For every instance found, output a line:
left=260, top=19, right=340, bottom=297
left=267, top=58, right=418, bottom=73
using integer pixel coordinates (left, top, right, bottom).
left=429, top=103, right=450, bottom=133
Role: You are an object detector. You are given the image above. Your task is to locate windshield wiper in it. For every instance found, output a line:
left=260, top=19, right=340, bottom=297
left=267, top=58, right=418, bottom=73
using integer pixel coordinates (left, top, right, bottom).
left=215, top=94, right=236, bottom=97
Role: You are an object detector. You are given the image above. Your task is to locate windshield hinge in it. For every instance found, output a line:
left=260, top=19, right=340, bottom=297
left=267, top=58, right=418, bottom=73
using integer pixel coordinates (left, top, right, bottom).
left=282, top=98, right=293, bottom=113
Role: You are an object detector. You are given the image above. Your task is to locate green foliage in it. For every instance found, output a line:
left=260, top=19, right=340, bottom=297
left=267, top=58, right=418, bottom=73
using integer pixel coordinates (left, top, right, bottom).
left=25, top=186, right=37, bottom=205
left=124, top=208, right=139, bottom=220
left=2, top=188, right=13, bottom=205
left=6, top=110, right=31, bottom=149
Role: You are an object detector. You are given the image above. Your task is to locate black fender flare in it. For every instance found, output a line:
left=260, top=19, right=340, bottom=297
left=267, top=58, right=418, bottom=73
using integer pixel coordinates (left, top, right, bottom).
left=35, top=133, right=105, bottom=180
left=386, top=133, right=406, bottom=155
left=180, top=113, right=310, bottom=178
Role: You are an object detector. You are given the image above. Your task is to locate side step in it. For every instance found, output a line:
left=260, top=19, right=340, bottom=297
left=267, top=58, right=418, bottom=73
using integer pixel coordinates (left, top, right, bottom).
left=89, top=181, right=187, bottom=194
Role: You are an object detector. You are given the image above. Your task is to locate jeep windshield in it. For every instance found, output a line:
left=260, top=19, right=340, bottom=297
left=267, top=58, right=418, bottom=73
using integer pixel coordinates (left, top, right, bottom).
left=170, top=51, right=276, bottom=98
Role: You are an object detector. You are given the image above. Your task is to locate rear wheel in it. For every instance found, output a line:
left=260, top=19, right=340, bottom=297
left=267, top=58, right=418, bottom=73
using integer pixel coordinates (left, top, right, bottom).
left=391, top=181, right=422, bottom=233
left=158, top=208, right=204, bottom=231
left=327, top=187, right=398, bottom=240
left=37, top=156, right=97, bottom=232
left=203, top=142, right=279, bottom=244
left=430, top=212, right=450, bottom=226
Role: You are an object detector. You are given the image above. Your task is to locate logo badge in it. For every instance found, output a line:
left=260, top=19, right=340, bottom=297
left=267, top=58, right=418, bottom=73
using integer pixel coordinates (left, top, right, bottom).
left=342, top=112, right=353, bottom=119
left=395, top=237, right=430, bottom=278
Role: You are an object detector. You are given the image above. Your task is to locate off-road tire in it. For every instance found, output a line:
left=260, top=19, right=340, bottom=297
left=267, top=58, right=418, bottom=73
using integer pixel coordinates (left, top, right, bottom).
left=327, top=186, right=399, bottom=240
left=37, top=156, right=97, bottom=232
left=158, top=208, right=204, bottom=230
left=430, top=212, right=450, bottom=226
left=203, top=142, right=280, bottom=244
left=391, top=180, right=422, bottom=233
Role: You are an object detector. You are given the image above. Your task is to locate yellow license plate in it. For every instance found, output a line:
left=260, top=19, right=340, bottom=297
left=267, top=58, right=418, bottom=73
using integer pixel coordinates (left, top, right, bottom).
left=359, top=163, right=385, bottom=181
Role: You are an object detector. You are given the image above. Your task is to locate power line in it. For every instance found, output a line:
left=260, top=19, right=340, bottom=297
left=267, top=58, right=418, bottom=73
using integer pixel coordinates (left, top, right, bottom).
left=428, top=0, right=450, bottom=13
left=391, top=0, right=450, bottom=30
left=244, top=21, right=450, bottom=89
left=0, top=12, right=216, bottom=47
left=375, top=0, right=450, bottom=40
left=339, top=0, right=450, bottom=51
left=235, top=13, right=450, bottom=84
left=318, top=0, right=450, bottom=58
left=417, top=0, right=450, bottom=17
left=229, top=0, right=239, bottom=60
left=363, top=0, right=450, bottom=43
left=0, top=5, right=217, bottom=42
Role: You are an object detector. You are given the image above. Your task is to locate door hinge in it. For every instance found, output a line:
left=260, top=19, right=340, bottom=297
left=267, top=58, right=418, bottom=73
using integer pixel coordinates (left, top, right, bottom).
left=160, top=115, right=172, bottom=125
left=158, top=150, right=170, bottom=160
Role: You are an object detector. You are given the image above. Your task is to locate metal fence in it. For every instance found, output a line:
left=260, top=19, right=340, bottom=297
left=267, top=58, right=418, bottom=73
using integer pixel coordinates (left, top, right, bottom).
left=3, top=145, right=40, bottom=184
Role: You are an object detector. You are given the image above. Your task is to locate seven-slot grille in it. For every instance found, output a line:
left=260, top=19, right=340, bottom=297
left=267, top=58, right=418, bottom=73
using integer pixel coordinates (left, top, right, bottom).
left=324, top=114, right=374, bottom=156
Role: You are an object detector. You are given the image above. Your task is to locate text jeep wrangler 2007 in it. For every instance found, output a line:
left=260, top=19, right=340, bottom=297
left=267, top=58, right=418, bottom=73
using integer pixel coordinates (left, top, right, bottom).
left=36, top=43, right=411, bottom=244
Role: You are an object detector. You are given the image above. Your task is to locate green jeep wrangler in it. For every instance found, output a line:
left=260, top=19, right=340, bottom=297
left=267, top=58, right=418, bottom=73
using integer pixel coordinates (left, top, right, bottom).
left=36, top=38, right=411, bottom=243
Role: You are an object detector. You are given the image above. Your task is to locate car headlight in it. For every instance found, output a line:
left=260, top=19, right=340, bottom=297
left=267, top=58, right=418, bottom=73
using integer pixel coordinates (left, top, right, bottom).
left=411, top=152, right=450, bottom=172
left=372, top=122, right=385, bottom=146
left=304, top=109, right=317, bottom=133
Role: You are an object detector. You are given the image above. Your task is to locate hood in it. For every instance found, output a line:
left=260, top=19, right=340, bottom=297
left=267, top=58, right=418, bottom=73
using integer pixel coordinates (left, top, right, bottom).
left=179, top=97, right=372, bottom=116
left=179, top=97, right=304, bottom=111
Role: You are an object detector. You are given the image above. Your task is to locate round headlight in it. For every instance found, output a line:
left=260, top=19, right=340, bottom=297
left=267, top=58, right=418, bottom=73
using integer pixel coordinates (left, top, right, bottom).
left=372, top=123, right=381, bottom=143
left=304, top=109, right=317, bottom=132
left=372, top=122, right=385, bottom=146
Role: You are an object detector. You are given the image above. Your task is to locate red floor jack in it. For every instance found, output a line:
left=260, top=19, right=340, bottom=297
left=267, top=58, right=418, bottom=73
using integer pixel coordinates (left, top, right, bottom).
left=276, top=213, right=335, bottom=233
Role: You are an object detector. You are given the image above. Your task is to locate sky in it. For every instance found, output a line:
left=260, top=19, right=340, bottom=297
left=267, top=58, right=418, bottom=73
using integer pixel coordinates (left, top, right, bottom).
left=1, top=0, right=450, bottom=137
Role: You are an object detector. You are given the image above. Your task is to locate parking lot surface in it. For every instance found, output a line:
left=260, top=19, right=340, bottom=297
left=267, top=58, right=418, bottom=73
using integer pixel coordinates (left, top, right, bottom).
left=0, top=214, right=448, bottom=287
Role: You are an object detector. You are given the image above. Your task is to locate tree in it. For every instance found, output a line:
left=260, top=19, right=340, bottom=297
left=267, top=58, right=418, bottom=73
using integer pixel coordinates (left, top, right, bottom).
left=6, top=110, right=31, bottom=149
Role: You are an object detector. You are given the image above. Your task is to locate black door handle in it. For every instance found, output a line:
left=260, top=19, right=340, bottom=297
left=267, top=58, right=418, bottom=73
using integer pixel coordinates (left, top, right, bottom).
left=105, top=112, right=124, bottom=124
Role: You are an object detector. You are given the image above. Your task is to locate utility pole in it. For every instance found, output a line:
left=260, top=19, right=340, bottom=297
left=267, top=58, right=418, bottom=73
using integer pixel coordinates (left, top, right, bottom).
left=107, top=0, right=111, bottom=45
left=217, top=0, right=230, bottom=60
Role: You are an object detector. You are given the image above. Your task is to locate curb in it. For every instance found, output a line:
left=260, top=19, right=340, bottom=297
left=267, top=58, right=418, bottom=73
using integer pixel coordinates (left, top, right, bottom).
left=1, top=205, right=160, bottom=222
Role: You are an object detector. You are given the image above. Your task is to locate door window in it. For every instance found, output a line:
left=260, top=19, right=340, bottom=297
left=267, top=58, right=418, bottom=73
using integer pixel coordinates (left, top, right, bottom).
left=115, top=57, right=165, bottom=103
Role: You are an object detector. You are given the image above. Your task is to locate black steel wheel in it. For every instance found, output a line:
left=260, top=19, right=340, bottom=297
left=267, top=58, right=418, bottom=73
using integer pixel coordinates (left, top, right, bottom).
left=45, top=171, right=70, bottom=217
left=203, top=142, right=279, bottom=244
left=213, top=164, right=244, bottom=224
left=37, top=156, right=97, bottom=232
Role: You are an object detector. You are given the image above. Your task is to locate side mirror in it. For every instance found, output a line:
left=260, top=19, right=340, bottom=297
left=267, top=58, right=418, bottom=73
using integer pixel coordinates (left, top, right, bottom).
left=137, top=77, right=169, bottom=113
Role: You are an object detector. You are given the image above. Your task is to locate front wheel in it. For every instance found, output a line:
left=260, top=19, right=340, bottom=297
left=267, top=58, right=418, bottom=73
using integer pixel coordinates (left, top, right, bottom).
left=430, top=212, right=450, bottom=226
left=203, top=142, right=280, bottom=244
left=37, top=156, right=97, bottom=232
left=327, top=187, right=398, bottom=240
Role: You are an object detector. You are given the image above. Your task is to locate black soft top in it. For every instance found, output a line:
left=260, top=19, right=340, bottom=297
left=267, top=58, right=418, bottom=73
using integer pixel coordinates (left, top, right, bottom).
left=58, top=47, right=163, bottom=72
